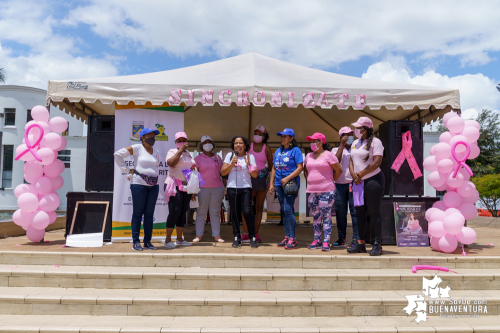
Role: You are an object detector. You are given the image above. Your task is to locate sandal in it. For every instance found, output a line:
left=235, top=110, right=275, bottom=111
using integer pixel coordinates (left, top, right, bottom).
left=192, top=237, right=202, bottom=243
left=214, top=236, right=225, bottom=243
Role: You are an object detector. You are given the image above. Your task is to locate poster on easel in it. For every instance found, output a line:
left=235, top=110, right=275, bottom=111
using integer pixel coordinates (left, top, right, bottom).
left=394, top=202, right=429, bottom=247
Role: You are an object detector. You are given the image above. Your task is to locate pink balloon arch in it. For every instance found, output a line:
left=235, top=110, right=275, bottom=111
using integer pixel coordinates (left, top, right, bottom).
left=424, top=111, right=479, bottom=255
left=13, top=105, right=68, bottom=242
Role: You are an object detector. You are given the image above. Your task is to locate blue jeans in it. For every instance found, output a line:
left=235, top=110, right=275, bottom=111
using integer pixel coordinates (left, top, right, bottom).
left=275, top=186, right=297, bottom=239
left=130, top=184, right=159, bottom=244
left=334, top=183, right=358, bottom=240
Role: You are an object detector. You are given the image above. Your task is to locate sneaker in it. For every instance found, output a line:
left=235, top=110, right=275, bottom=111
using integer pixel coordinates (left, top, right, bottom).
left=143, top=242, right=156, bottom=250
left=192, top=237, right=202, bottom=243
left=350, top=239, right=358, bottom=248
left=132, top=242, right=143, bottom=251
left=332, top=238, right=346, bottom=247
left=250, top=237, right=258, bottom=248
left=255, top=234, right=262, bottom=243
left=285, top=237, right=297, bottom=250
left=369, top=242, right=383, bottom=256
left=347, top=242, right=367, bottom=253
left=232, top=236, right=242, bottom=248
left=308, top=240, right=322, bottom=249
left=277, top=236, right=289, bottom=247
left=321, top=242, right=330, bottom=252
left=241, top=233, right=250, bottom=243
left=175, top=240, right=192, bottom=246
left=164, top=241, right=176, bottom=249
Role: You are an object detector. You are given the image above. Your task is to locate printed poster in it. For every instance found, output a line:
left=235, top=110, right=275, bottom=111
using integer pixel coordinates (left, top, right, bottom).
left=394, top=202, right=430, bottom=247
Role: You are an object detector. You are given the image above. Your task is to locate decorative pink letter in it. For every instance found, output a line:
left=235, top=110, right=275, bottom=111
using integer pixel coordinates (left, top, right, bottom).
left=316, top=92, right=330, bottom=107
left=219, top=90, right=232, bottom=105
left=287, top=92, right=295, bottom=108
left=355, top=94, right=366, bottom=109
left=302, top=92, right=316, bottom=107
left=237, top=91, right=250, bottom=106
left=333, top=93, right=349, bottom=108
left=168, top=89, right=181, bottom=104
left=187, top=90, right=195, bottom=105
left=253, top=91, right=266, bottom=106
left=201, top=90, right=213, bottom=105
left=270, top=92, right=282, bottom=107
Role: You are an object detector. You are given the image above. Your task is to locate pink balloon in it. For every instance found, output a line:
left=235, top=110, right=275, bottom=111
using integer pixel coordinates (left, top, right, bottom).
left=57, top=136, right=67, bottom=151
left=40, top=133, right=62, bottom=150
left=464, top=120, right=480, bottom=130
left=49, top=117, right=69, bottom=133
left=17, top=193, right=39, bottom=212
left=14, top=184, right=36, bottom=198
left=30, top=210, right=50, bottom=230
left=446, top=172, right=464, bottom=188
left=430, top=210, right=447, bottom=222
left=434, top=143, right=452, bottom=160
left=442, top=112, right=458, bottom=127
left=31, top=105, right=50, bottom=122
left=24, top=174, right=38, bottom=184
left=23, top=160, right=44, bottom=179
left=443, top=213, right=465, bottom=235
left=429, top=221, right=447, bottom=238
left=428, top=171, right=447, bottom=187
left=34, top=176, right=53, bottom=196
left=457, top=181, right=476, bottom=198
left=16, top=144, right=35, bottom=162
left=425, top=208, right=438, bottom=221
left=12, top=209, right=33, bottom=229
left=43, top=161, right=62, bottom=178
left=26, top=225, right=45, bottom=242
left=458, top=203, right=478, bottom=220
left=434, top=183, right=448, bottom=191
left=456, top=227, right=477, bottom=245
left=462, top=190, right=479, bottom=204
left=458, top=168, right=471, bottom=181
left=423, top=156, right=438, bottom=172
left=439, top=233, right=458, bottom=253
left=447, top=116, right=465, bottom=134
left=47, top=211, right=57, bottom=224
left=439, top=132, right=454, bottom=144
left=446, top=184, right=458, bottom=192
left=468, top=144, right=480, bottom=159
left=433, top=201, right=447, bottom=211
left=51, top=175, right=64, bottom=190
left=38, top=193, right=60, bottom=212
left=36, top=121, right=50, bottom=137
left=430, top=236, right=442, bottom=251
left=54, top=159, right=65, bottom=173
left=443, top=191, right=462, bottom=208
left=462, top=126, right=480, bottom=144
left=430, top=146, right=436, bottom=156
left=445, top=208, right=461, bottom=216
left=437, top=159, right=454, bottom=174
left=450, top=135, right=468, bottom=153
left=38, top=148, right=55, bottom=165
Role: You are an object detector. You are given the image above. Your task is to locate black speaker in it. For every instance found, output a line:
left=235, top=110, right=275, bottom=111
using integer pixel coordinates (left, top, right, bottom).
left=379, top=120, right=423, bottom=196
left=65, top=192, right=113, bottom=242
left=85, top=115, right=115, bottom=191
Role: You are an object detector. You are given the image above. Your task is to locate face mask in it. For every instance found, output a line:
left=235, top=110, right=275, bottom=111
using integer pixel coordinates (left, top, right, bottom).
left=346, top=136, right=354, bottom=144
left=310, top=142, right=319, bottom=152
left=253, top=135, right=263, bottom=143
left=143, top=137, right=155, bottom=147
left=202, top=143, right=213, bottom=152
left=176, top=142, right=185, bottom=149
left=354, top=129, right=363, bottom=139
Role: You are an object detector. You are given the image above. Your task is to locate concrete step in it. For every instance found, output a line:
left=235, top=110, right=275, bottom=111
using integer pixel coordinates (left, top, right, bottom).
left=0, top=314, right=498, bottom=332
left=0, top=287, right=496, bottom=317
left=1, top=264, right=499, bottom=291
left=1, top=251, right=498, bottom=269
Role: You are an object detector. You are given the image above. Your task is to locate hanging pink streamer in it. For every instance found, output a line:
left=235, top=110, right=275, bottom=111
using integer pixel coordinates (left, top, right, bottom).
left=451, top=141, right=473, bottom=178
left=15, top=123, right=44, bottom=162
left=391, top=131, right=422, bottom=179
left=411, top=265, right=458, bottom=274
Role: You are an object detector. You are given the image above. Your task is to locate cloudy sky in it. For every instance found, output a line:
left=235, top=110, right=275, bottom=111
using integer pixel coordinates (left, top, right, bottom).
left=1, top=0, right=499, bottom=120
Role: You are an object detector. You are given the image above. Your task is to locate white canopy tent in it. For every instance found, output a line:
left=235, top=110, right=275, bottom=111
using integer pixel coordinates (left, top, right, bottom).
left=47, top=52, right=460, bottom=146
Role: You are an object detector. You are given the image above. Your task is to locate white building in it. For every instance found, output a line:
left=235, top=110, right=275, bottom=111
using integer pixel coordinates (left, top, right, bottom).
left=0, top=85, right=87, bottom=211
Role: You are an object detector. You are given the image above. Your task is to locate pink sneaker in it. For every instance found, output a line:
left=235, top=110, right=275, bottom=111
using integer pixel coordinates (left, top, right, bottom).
left=255, top=234, right=262, bottom=243
left=241, top=233, right=250, bottom=243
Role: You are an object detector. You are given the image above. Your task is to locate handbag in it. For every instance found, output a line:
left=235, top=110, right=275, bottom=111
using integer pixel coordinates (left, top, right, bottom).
left=279, top=148, right=299, bottom=196
left=352, top=181, right=365, bottom=207
left=185, top=169, right=201, bottom=194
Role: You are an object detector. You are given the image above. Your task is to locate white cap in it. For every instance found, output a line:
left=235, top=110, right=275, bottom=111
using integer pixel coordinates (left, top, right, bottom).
left=201, top=135, right=213, bottom=143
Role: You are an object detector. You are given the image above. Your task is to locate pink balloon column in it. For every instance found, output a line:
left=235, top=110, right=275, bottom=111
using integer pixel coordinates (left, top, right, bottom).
left=423, top=111, right=479, bottom=254
left=13, top=105, right=68, bottom=242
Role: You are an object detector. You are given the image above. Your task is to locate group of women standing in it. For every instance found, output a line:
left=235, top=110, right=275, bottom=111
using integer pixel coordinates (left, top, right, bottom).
left=114, top=116, right=386, bottom=256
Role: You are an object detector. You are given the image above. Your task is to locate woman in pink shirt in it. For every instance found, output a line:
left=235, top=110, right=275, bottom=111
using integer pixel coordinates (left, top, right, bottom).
left=193, top=135, right=226, bottom=243
left=304, top=133, right=342, bottom=251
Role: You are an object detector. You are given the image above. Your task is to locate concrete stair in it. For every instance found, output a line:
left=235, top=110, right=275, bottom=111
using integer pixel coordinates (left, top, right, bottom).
left=0, top=251, right=499, bottom=332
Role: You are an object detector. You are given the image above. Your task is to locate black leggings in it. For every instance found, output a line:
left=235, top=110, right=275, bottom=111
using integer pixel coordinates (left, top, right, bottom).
left=356, top=171, right=385, bottom=243
left=227, top=187, right=255, bottom=238
left=166, top=187, right=191, bottom=228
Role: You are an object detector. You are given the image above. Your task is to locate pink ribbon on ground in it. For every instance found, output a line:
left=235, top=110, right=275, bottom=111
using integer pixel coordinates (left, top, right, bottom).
left=412, top=265, right=458, bottom=274
left=15, top=123, right=44, bottom=162
left=391, top=131, right=422, bottom=179
left=451, top=141, right=473, bottom=178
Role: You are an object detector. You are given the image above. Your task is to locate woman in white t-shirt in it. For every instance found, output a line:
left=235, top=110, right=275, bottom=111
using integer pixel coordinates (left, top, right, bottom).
left=221, top=136, right=258, bottom=248
left=347, top=117, right=385, bottom=256
left=113, top=127, right=160, bottom=251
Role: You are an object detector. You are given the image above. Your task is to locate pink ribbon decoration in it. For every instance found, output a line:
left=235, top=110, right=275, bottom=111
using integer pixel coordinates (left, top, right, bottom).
left=451, top=141, right=473, bottom=178
left=15, top=123, right=44, bottom=162
left=391, top=131, right=422, bottom=179
left=412, top=265, right=458, bottom=274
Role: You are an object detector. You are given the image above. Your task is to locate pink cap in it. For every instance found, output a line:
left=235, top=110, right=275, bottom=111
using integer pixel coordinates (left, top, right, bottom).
left=351, top=117, right=373, bottom=128
left=175, top=131, right=188, bottom=140
left=254, top=125, right=266, bottom=134
left=306, top=132, right=326, bottom=144
left=338, top=126, right=353, bottom=137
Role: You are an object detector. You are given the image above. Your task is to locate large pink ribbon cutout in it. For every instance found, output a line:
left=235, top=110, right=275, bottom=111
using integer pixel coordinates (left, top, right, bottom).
left=391, top=131, right=422, bottom=179
left=451, top=141, right=473, bottom=178
left=14, top=123, right=44, bottom=162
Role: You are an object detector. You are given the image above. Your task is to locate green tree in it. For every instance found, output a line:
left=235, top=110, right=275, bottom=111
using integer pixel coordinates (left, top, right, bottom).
left=0, top=68, right=5, bottom=83
left=472, top=174, right=500, bottom=217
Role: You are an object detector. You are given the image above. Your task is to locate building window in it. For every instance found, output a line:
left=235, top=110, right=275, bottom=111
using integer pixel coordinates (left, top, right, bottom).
left=58, top=150, right=71, bottom=168
left=4, top=108, right=16, bottom=126
left=62, top=128, right=69, bottom=136
left=2, top=145, right=14, bottom=188
left=27, top=109, right=33, bottom=123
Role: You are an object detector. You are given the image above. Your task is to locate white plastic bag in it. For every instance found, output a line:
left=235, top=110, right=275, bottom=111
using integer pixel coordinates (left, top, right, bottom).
left=186, top=169, right=200, bottom=194
left=190, top=196, right=199, bottom=209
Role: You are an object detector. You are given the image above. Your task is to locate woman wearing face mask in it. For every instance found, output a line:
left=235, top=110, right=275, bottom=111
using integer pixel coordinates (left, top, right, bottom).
left=304, top=133, right=342, bottom=251
left=114, top=128, right=160, bottom=251
left=164, top=132, right=196, bottom=249
left=193, top=135, right=226, bottom=243
left=347, top=117, right=385, bottom=256
left=331, top=127, right=359, bottom=249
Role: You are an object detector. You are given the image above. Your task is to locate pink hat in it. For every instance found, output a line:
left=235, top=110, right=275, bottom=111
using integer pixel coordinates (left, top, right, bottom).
left=351, top=117, right=373, bottom=128
left=254, top=125, right=266, bottom=134
left=175, top=131, right=188, bottom=140
left=306, top=132, right=326, bottom=144
left=338, top=126, right=353, bottom=137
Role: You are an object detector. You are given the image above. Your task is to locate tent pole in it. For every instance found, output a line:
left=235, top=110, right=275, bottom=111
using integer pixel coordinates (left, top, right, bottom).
left=308, top=108, right=339, bottom=133
left=248, top=104, right=253, bottom=139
